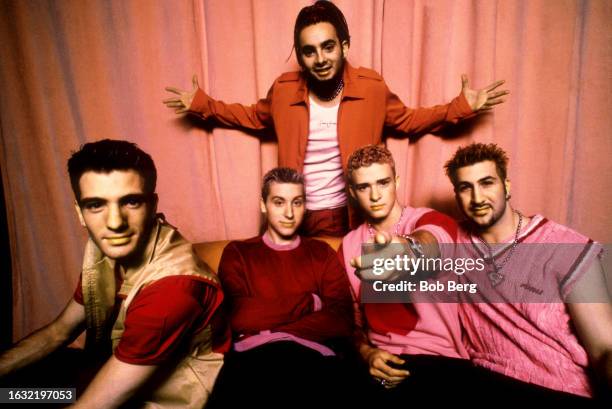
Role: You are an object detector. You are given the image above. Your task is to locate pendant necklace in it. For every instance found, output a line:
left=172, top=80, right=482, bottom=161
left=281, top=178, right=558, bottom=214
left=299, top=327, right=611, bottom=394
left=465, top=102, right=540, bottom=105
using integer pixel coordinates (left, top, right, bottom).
left=475, top=210, right=523, bottom=287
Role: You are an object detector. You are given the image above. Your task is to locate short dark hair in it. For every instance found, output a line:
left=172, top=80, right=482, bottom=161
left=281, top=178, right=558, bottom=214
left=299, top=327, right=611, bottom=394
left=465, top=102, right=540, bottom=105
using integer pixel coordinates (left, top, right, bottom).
left=444, top=143, right=509, bottom=187
left=347, top=144, right=396, bottom=184
left=261, top=167, right=304, bottom=201
left=294, top=1, right=350, bottom=57
left=67, top=139, right=157, bottom=200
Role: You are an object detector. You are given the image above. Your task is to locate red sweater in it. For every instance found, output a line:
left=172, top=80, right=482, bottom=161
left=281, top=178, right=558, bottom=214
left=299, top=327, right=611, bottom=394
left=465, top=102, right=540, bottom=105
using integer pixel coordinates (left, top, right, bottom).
left=218, top=235, right=354, bottom=343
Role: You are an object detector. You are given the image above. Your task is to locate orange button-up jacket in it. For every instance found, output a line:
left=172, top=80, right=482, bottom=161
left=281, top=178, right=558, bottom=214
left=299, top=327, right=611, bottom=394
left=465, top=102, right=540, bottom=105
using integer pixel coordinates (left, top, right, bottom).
left=189, top=62, right=474, bottom=171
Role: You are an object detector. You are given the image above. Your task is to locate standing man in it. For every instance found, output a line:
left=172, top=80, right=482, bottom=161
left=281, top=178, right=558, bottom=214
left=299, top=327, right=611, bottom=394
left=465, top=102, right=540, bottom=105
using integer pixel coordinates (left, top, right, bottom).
left=0, top=140, right=224, bottom=408
left=208, top=167, right=354, bottom=408
left=340, top=145, right=473, bottom=404
left=163, top=0, right=508, bottom=236
left=444, top=142, right=612, bottom=402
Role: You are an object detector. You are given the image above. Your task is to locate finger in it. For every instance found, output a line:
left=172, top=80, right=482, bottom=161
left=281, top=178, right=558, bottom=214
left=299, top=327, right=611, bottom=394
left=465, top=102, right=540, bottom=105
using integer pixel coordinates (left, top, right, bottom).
left=387, top=354, right=406, bottom=366
left=485, top=79, right=505, bottom=91
left=165, top=86, right=185, bottom=95
left=176, top=108, right=188, bottom=115
left=192, top=74, right=199, bottom=89
left=461, top=74, right=468, bottom=89
left=485, top=98, right=506, bottom=106
left=370, top=369, right=405, bottom=382
left=375, top=231, right=392, bottom=245
left=162, top=97, right=182, bottom=103
left=386, top=367, right=411, bottom=377
left=350, top=256, right=362, bottom=269
left=488, top=90, right=509, bottom=99
left=164, top=101, right=185, bottom=107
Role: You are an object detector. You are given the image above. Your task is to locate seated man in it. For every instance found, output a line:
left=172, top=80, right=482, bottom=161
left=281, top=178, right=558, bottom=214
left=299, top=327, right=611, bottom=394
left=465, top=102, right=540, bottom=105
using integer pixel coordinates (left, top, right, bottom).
left=444, top=142, right=612, bottom=402
left=0, top=140, right=224, bottom=408
left=340, top=145, right=473, bottom=404
left=208, top=167, right=354, bottom=408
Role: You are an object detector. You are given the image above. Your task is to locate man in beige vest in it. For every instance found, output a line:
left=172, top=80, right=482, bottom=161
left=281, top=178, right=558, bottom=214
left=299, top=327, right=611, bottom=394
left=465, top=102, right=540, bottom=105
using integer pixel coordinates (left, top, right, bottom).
left=0, top=139, right=223, bottom=408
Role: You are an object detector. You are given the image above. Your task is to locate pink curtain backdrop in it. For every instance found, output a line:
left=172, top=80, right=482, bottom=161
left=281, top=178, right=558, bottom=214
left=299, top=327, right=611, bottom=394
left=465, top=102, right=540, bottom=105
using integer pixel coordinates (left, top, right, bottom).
left=0, top=0, right=610, bottom=339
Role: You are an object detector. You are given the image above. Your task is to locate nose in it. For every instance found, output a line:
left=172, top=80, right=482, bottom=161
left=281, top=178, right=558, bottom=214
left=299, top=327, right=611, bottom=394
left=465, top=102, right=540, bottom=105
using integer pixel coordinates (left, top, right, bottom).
left=370, top=186, right=381, bottom=202
left=315, top=49, right=325, bottom=65
left=471, top=186, right=484, bottom=205
left=284, top=203, right=294, bottom=220
left=106, top=203, right=126, bottom=231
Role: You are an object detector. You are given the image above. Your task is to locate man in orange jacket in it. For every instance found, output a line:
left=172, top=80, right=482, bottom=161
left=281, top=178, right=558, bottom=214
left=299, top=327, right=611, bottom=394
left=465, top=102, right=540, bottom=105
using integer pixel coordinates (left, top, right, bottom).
left=164, top=1, right=507, bottom=237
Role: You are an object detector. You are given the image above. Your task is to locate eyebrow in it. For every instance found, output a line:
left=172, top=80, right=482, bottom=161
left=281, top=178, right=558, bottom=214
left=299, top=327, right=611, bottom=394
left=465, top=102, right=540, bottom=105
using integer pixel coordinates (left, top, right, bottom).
left=353, top=177, right=391, bottom=188
left=78, top=197, right=106, bottom=207
left=79, top=193, right=149, bottom=207
left=301, top=39, right=337, bottom=51
left=271, top=195, right=305, bottom=200
left=457, top=176, right=496, bottom=186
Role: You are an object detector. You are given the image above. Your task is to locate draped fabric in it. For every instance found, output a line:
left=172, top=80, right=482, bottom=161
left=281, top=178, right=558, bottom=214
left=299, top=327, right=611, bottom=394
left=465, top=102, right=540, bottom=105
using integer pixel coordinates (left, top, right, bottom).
left=0, top=0, right=609, bottom=339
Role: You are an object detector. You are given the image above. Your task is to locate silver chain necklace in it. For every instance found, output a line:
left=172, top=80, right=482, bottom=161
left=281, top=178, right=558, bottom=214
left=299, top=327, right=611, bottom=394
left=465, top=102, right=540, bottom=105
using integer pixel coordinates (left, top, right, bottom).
left=475, top=210, right=523, bottom=287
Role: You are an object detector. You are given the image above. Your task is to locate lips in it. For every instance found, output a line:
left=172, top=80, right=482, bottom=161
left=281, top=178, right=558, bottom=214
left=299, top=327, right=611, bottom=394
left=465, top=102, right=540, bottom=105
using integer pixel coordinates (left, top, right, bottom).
left=471, top=206, right=490, bottom=216
left=314, top=67, right=332, bottom=75
left=105, top=235, right=133, bottom=245
left=279, top=221, right=295, bottom=228
left=370, top=204, right=385, bottom=211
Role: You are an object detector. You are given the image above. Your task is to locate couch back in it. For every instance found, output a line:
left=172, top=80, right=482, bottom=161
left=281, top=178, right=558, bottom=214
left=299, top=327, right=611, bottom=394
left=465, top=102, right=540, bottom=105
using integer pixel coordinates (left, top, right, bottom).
left=193, top=237, right=343, bottom=274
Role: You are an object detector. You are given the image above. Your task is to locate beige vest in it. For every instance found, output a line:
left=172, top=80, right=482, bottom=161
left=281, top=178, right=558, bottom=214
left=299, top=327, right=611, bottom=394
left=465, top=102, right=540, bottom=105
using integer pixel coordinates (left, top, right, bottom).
left=81, top=217, right=223, bottom=408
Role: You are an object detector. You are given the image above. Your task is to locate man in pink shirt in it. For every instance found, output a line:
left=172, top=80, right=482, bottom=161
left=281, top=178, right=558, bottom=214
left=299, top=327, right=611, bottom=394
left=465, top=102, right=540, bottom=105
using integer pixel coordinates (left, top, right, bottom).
left=340, top=145, right=474, bottom=404
left=444, top=142, right=612, bottom=403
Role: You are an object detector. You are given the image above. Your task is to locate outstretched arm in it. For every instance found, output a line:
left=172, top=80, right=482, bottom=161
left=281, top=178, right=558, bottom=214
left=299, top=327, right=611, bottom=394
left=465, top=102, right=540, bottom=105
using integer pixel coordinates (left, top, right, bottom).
left=163, top=74, right=273, bottom=130
left=385, top=75, right=508, bottom=136
left=0, top=298, right=85, bottom=377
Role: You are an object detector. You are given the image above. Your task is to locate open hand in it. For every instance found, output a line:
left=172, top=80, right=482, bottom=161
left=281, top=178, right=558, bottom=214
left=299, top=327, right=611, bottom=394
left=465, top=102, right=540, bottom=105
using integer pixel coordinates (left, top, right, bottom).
left=163, top=74, right=200, bottom=115
left=461, top=74, right=508, bottom=112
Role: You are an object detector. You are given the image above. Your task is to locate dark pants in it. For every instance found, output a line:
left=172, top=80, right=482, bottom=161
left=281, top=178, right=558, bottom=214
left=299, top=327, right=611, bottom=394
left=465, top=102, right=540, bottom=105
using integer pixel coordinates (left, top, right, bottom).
left=470, top=364, right=600, bottom=406
left=207, top=341, right=354, bottom=409
left=355, top=354, right=598, bottom=406
left=299, top=206, right=349, bottom=237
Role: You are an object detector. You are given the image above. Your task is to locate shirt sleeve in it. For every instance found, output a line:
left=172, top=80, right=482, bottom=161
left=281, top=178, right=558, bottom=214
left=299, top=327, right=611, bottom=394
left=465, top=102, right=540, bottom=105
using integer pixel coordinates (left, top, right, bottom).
left=188, top=84, right=273, bottom=130
left=384, top=82, right=475, bottom=136
left=114, top=275, right=221, bottom=365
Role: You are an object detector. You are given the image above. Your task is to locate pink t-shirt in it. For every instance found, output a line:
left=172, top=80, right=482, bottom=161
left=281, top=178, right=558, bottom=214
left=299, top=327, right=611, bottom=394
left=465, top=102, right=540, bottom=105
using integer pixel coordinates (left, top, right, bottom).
left=341, top=206, right=468, bottom=359
left=303, top=97, right=346, bottom=210
left=457, top=214, right=602, bottom=397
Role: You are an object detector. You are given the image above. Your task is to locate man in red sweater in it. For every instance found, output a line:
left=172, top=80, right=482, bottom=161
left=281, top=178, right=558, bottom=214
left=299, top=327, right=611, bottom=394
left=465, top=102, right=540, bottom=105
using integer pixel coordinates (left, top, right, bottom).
left=208, top=167, right=354, bottom=408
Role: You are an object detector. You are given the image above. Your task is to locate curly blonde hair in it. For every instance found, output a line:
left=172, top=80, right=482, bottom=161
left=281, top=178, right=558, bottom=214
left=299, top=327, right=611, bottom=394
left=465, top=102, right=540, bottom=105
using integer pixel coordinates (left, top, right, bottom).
left=347, top=145, right=395, bottom=184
